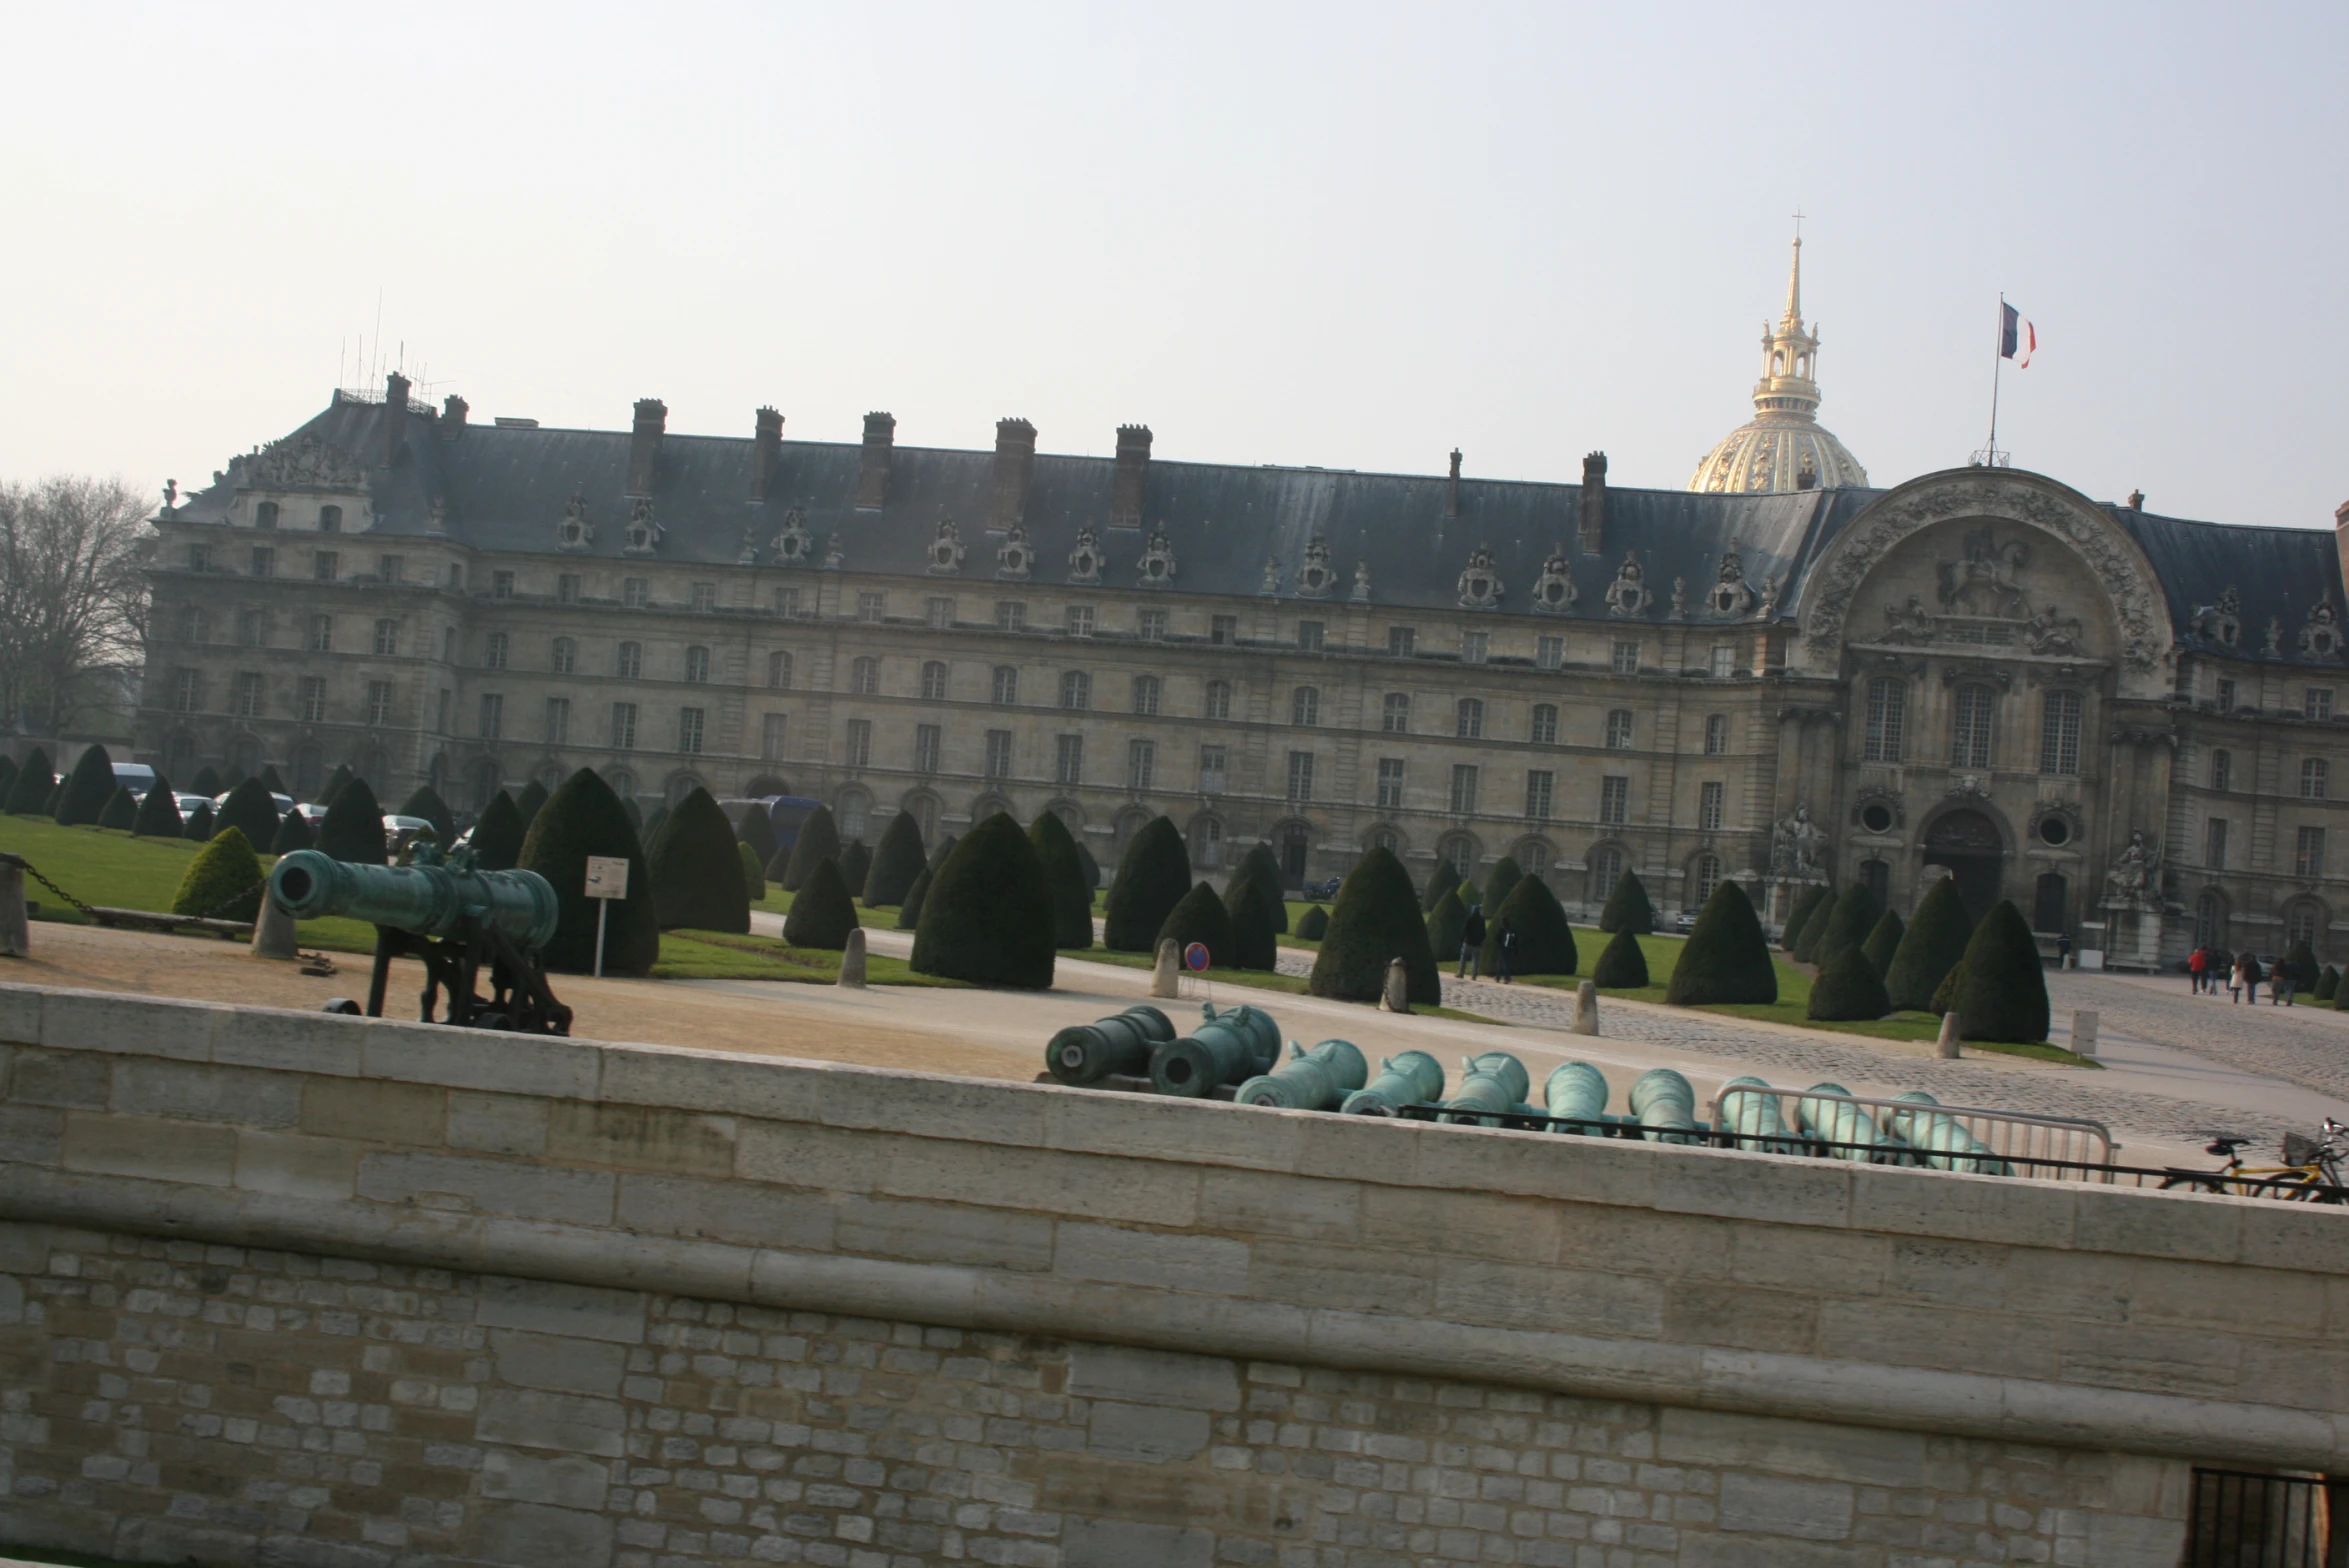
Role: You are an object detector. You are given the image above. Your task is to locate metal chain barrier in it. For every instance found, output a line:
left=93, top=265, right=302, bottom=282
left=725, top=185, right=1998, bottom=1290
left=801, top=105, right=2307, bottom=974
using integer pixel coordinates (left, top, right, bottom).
left=8, top=856, right=103, bottom=922
left=2, top=853, right=263, bottom=925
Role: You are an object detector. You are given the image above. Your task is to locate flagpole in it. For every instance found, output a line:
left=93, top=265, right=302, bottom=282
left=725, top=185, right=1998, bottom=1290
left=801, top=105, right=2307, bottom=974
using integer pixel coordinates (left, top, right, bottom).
left=1984, top=292, right=2005, bottom=466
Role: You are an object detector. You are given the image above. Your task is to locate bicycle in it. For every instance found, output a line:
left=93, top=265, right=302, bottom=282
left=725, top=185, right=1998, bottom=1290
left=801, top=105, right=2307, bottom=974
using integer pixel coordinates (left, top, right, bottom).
left=2159, top=1119, right=2349, bottom=1201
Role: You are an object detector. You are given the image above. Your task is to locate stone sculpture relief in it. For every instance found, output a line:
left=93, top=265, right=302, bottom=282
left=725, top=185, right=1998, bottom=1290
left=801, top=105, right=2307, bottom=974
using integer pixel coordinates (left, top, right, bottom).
left=1531, top=548, right=1576, bottom=613
left=2101, top=830, right=2162, bottom=911
left=2024, top=604, right=2085, bottom=657
left=1456, top=544, right=1503, bottom=610
left=1258, top=555, right=1282, bottom=596
left=241, top=432, right=369, bottom=492
left=995, top=521, right=1033, bottom=580
left=557, top=492, right=593, bottom=552
left=1603, top=551, right=1652, bottom=618
left=622, top=498, right=660, bottom=555
left=1880, top=595, right=1935, bottom=643
left=772, top=508, right=814, bottom=567
left=1136, top=525, right=1178, bottom=588
left=1936, top=525, right=2032, bottom=619
left=1350, top=559, right=1372, bottom=603
left=2302, top=600, right=2341, bottom=659
left=1707, top=546, right=1753, bottom=617
left=927, top=516, right=966, bottom=576
left=2191, top=586, right=2242, bottom=647
left=1296, top=535, right=1336, bottom=599
left=1769, top=804, right=1827, bottom=877
left=1067, top=527, right=1102, bottom=586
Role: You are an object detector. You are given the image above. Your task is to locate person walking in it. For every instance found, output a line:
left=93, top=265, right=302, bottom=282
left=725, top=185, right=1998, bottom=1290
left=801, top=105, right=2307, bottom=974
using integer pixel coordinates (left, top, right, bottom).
left=1494, top=915, right=1516, bottom=984
left=2236, top=950, right=2262, bottom=1005
left=2276, top=963, right=2298, bottom=1006
left=1459, top=903, right=1486, bottom=980
left=2189, top=946, right=2208, bottom=994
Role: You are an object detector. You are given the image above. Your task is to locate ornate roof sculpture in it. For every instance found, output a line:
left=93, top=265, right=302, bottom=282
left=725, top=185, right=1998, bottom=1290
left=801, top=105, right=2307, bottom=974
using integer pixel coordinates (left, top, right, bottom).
left=1688, top=236, right=1869, bottom=496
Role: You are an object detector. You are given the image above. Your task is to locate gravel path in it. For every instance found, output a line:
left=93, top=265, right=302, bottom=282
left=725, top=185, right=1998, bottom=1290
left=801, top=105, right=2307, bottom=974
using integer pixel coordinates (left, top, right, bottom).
left=2046, top=969, right=2349, bottom=1102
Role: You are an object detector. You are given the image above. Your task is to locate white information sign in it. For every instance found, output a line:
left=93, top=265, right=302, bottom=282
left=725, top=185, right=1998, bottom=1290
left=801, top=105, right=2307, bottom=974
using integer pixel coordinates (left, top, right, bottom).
left=585, top=857, right=630, bottom=977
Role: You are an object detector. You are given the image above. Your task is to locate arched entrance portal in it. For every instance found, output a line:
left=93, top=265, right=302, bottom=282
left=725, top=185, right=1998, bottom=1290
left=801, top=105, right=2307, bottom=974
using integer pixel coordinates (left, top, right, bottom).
left=1923, top=809, right=2006, bottom=923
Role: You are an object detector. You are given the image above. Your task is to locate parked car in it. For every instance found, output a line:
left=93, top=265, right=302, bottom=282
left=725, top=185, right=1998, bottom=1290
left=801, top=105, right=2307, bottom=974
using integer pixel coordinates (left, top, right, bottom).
left=111, top=762, right=158, bottom=799
left=291, top=802, right=330, bottom=826
left=1674, top=908, right=1700, bottom=933
left=212, top=790, right=295, bottom=816
left=173, top=792, right=214, bottom=818
left=382, top=814, right=436, bottom=853
left=1300, top=875, right=1344, bottom=900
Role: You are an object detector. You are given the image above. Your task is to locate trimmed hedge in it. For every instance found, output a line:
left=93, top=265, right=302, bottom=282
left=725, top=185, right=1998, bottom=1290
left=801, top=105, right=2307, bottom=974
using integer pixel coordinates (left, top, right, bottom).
left=1600, top=870, right=1656, bottom=935
left=2334, top=967, right=2349, bottom=1010
left=1811, top=884, right=1882, bottom=971
left=399, top=787, right=455, bottom=851
left=1481, top=856, right=1524, bottom=921
left=180, top=802, right=215, bottom=841
left=780, top=804, right=842, bottom=892
left=0, top=756, right=15, bottom=807
left=648, top=787, right=751, bottom=933
left=2280, top=941, right=2321, bottom=992
left=1426, top=887, right=1467, bottom=960
left=1028, top=812, right=1095, bottom=949
left=783, top=857, right=859, bottom=949
left=318, top=778, right=386, bottom=864
left=840, top=841, right=872, bottom=899
left=1309, top=846, right=1440, bottom=1006
left=1295, top=904, right=1329, bottom=941
left=268, top=810, right=315, bottom=855
left=312, top=764, right=347, bottom=805
left=1884, top=876, right=1973, bottom=1012
left=217, top=778, right=281, bottom=850
left=1861, top=910, right=1905, bottom=980
left=171, top=828, right=264, bottom=923
left=896, top=866, right=934, bottom=930
left=739, top=841, right=767, bottom=903
left=864, top=812, right=928, bottom=906
left=1807, top=943, right=1890, bottom=1021
left=1952, top=900, right=2050, bottom=1043
left=641, top=805, right=669, bottom=847
left=1592, top=925, right=1649, bottom=988
left=929, top=834, right=958, bottom=870
left=469, top=792, right=526, bottom=871
left=257, top=765, right=288, bottom=796
left=1227, top=877, right=1279, bottom=971
left=2319, top=965, right=2341, bottom=1003
left=1073, top=837, right=1100, bottom=892
left=1228, top=842, right=1289, bottom=933
left=911, top=812, right=1055, bottom=988
left=1103, top=816, right=1192, bottom=951
left=514, top=779, right=550, bottom=832
left=1778, top=884, right=1831, bottom=952
left=1788, top=885, right=1837, bottom=962
left=1422, top=855, right=1462, bottom=912
left=4, top=747, right=52, bottom=814
left=517, top=768, right=658, bottom=974
left=1666, top=879, right=1778, bottom=1005
left=1481, top=873, right=1577, bottom=976
left=131, top=773, right=182, bottom=838
left=1157, top=881, right=1235, bottom=963
left=55, top=744, right=116, bottom=826
left=97, top=787, right=137, bottom=831
left=735, top=803, right=779, bottom=868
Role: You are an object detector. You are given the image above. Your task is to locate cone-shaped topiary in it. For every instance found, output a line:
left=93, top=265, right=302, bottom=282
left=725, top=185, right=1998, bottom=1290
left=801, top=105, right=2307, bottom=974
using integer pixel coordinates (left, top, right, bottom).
left=2333, top=966, right=2349, bottom=1010
left=620, top=794, right=643, bottom=830
left=1861, top=910, right=1906, bottom=981
left=130, top=772, right=182, bottom=838
left=1028, top=812, right=1095, bottom=949
left=735, top=803, right=779, bottom=868
left=928, top=833, right=958, bottom=869
left=4, top=747, right=53, bottom=814
left=268, top=809, right=315, bottom=855
left=2280, top=940, right=2321, bottom=992
left=469, top=792, right=526, bottom=871
left=1809, top=942, right=1890, bottom=1021
left=1296, top=904, right=1329, bottom=941
left=1157, top=881, right=1235, bottom=963
left=1481, top=856, right=1524, bottom=921
left=840, top=841, right=871, bottom=898
left=0, top=755, right=16, bottom=807
left=1481, top=872, right=1576, bottom=976
left=1310, top=846, right=1440, bottom=1006
left=97, top=787, right=137, bottom=831
left=257, top=764, right=288, bottom=796
left=1422, top=855, right=1463, bottom=912
left=912, top=812, right=1055, bottom=988
left=647, top=787, right=751, bottom=933
left=784, top=857, right=860, bottom=949
left=1426, top=887, right=1467, bottom=959
left=514, top=779, right=550, bottom=832
left=1600, top=869, right=1657, bottom=935
left=318, top=778, right=386, bottom=865
left=188, top=763, right=224, bottom=799
left=2319, top=965, right=2341, bottom=1003
left=172, top=828, right=264, bottom=922
left=780, top=804, right=841, bottom=892
left=217, top=778, right=281, bottom=849
left=518, top=768, right=659, bottom=974
left=1811, top=884, right=1882, bottom=971
left=1227, top=877, right=1279, bottom=971
left=218, top=765, right=246, bottom=793
left=44, top=782, right=61, bottom=815
left=180, top=801, right=215, bottom=841
left=641, top=804, right=668, bottom=846
left=1778, top=884, right=1831, bottom=952
left=863, top=812, right=928, bottom=906
left=310, top=763, right=347, bottom=805
left=1226, top=843, right=1289, bottom=933
left=1592, top=925, right=1650, bottom=988
left=1666, top=879, right=1778, bottom=1006
left=764, top=844, right=792, bottom=881
left=398, top=786, right=455, bottom=851
left=1788, top=885, right=1838, bottom=962
left=1952, top=900, right=2050, bottom=1043
left=54, top=744, right=116, bottom=826
left=739, top=841, right=767, bottom=903
left=1884, top=876, right=1973, bottom=1012
left=1073, top=837, right=1100, bottom=893
left=896, top=866, right=934, bottom=930
left=1104, top=816, right=1193, bottom=951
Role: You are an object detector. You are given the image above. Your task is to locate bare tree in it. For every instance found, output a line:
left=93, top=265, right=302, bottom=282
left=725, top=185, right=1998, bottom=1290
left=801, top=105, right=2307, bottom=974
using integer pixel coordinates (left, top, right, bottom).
left=0, top=476, right=155, bottom=737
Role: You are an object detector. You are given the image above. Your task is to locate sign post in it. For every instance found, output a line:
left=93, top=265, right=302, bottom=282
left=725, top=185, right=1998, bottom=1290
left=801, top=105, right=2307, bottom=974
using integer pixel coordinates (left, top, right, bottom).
left=584, top=856, right=629, bottom=979
left=1183, top=941, right=1210, bottom=1002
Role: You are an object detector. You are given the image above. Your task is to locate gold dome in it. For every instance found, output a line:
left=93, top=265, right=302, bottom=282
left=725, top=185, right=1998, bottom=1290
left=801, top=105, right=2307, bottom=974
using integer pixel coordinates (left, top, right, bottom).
left=1688, top=237, right=1869, bottom=494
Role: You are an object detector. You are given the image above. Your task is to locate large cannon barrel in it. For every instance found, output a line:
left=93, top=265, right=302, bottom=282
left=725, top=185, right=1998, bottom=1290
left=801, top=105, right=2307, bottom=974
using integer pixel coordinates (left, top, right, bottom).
left=1443, top=1051, right=1527, bottom=1125
left=1148, top=1002, right=1280, bottom=1097
left=1045, top=1005, right=1174, bottom=1085
left=1629, top=1067, right=1700, bottom=1144
left=1795, top=1081, right=1889, bottom=1162
left=1543, top=1062, right=1608, bottom=1130
left=1236, top=1038, right=1368, bottom=1110
left=269, top=849, right=559, bottom=948
left=1887, top=1090, right=2011, bottom=1175
left=1717, top=1075, right=1796, bottom=1152
left=1341, top=1050, right=1445, bottom=1116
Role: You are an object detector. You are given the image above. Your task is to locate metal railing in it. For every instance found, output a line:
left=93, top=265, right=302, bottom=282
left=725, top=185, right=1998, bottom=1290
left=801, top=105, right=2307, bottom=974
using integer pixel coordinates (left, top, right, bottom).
left=2187, top=1468, right=2331, bottom=1567
left=1711, top=1084, right=2118, bottom=1171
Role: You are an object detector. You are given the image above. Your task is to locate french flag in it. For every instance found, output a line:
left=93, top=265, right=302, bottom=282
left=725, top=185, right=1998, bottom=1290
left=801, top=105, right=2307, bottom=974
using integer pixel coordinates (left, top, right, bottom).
left=2000, top=302, right=2037, bottom=367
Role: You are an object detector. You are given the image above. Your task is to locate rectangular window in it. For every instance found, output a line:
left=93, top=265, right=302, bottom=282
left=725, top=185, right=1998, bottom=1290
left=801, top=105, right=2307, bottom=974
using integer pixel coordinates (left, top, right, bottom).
left=232, top=672, right=264, bottom=718
left=1461, top=631, right=1488, bottom=665
left=1133, top=675, right=1161, bottom=716
left=170, top=668, right=199, bottom=712
left=761, top=713, right=788, bottom=761
left=2039, top=690, right=2083, bottom=775
left=1286, top=751, right=1315, bottom=803
left=1863, top=680, right=1905, bottom=762
left=1210, top=614, right=1238, bottom=645
left=379, top=554, right=404, bottom=584
left=1382, top=693, right=1410, bottom=733
left=1128, top=739, right=1156, bottom=793
left=2207, top=817, right=2229, bottom=869
left=557, top=573, right=580, bottom=604
left=2310, top=689, right=2336, bottom=721
left=298, top=676, right=327, bottom=723
left=1600, top=775, right=1629, bottom=826
left=448, top=564, right=464, bottom=590
left=1456, top=698, right=1484, bottom=740
left=774, top=585, right=802, bottom=618
left=995, top=600, right=1026, bottom=631
left=1387, top=626, right=1417, bottom=657
left=913, top=723, right=942, bottom=773
left=991, top=666, right=1019, bottom=705
left=306, top=614, right=332, bottom=652
left=546, top=697, right=571, bottom=744
left=857, top=592, right=886, bottom=623
left=1700, top=781, right=1725, bottom=831
left=2298, top=825, right=2326, bottom=879
left=843, top=718, right=871, bottom=767
left=249, top=546, right=275, bottom=578
left=1711, top=646, right=1736, bottom=678
left=623, top=578, right=648, bottom=609
left=484, top=632, right=508, bottom=671
left=373, top=620, right=399, bottom=656
left=2302, top=757, right=2329, bottom=800
left=1056, top=733, right=1084, bottom=786
left=1525, top=770, right=1553, bottom=822
left=1204, top=681, right=1232, bottom=720
left=927, top=597, right=954, bottom=629
left=984, top=729, right=1014, bottom=780
left=611, top=702, right=638, bottom=750
left=239, top=610, right=266, bottom=647
left=1705, top=714, right=1729, bottom=756
left=1449, top=764, right=1479, bottom=815
left=1066, top=604, right=1096, bottom=637
left=188, top=543, right=212, bottom=572
left=1377, top=758, right=1406, bottom=810
left=1611, top=641, right=1639, bottom=675
left=678, top=707, right=705, bottom=755
left=1298, top=620, right=1325, bottom=652
left=1952, top=686, right=1996, bottom=769
left=1138, top=609, right=1167, bottom=641
left=692, top=582, right=717, bottom=613
left=437, top=688, right=449, bottom=732
left=1199, top=745, right=1227, bottom=795
left=365, top=680, right=395, bottom=727
left=478, top=693, right=504, bottom=740
left=1530, top=704, right=1558, bottom=745
left=313, top=550, right=338, bottom=581
left=493, top=570, right=516, bottom=599
left=1536, top=635, right=1563, bottom=671
left=1605, top=710, right=1634, bottom=749
left=2215, top=678, right=2236, bottom=711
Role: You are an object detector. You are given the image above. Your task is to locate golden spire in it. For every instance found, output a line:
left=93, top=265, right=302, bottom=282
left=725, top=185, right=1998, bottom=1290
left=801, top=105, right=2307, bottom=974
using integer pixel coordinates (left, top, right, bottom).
left=1782, top=231, right=1803, bottom=327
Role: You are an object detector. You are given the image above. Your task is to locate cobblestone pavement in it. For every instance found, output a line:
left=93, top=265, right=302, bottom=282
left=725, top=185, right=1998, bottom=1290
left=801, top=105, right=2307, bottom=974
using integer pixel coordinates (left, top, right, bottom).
left=2048, top=967, right=2349, bottom=1102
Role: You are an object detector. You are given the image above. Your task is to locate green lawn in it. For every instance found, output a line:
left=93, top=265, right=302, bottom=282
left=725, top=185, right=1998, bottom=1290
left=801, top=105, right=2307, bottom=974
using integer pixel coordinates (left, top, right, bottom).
left=653, top=929, right=962, bottom=986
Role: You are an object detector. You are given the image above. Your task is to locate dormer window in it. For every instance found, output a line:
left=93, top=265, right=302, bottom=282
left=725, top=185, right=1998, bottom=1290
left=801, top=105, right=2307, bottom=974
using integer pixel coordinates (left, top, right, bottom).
left=317, top=505, right=341, bottom=533
left=623, top=499, right=659, bottom=555
left=254, top=501, right=279, bottom=529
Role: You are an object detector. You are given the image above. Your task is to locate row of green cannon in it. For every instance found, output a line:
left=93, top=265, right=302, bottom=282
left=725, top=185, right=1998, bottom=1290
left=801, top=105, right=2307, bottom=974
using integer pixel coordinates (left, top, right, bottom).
left=1044, top=1002, right=2010, bottom=1172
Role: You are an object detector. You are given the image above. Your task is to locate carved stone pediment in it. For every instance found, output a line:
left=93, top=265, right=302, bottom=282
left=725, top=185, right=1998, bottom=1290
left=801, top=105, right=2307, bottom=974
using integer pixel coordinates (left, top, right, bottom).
left=1296, top=535, right=1336, bottom=599
left=622, top=498, right=661, bottom=555
left=1530, top=548, right=1576, bottom=614
left=1135, top=524, right=1177, bottom=588
left=1456, top=544, right=1504, bottom=611
left=995, top=521, right=1033, bottom=580
left=771, top=508, right=814, bottom=567
left=1603, top=551, right=1651, bottom=617
left=2301, top=599, right=2342, bottom=659
left=927, top=516, right=966, bottom=576
left=240, top=433, right=369, bottom=492
left=556, top=491, right=594, bottom=551
left=1066, top=527, right=1102, bottom=585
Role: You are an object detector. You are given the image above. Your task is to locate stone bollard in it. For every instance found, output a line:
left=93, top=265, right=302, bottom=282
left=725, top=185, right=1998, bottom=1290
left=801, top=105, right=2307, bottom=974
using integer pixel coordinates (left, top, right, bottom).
left=250, top=894, right=298, bottom=960
left=1151, top=939, right=1181, bottom=998
left=2071, top=1008, right=2099, bottom=1058
left=0, top=855, right=28, bottom=959
left=1936, top=1011, right=1962, bottom=1059
left=1380, top=957, right=1411, bottom=1013
left=836, top=927, right=868, bottom=989
left=1573, top=979, right=1600, bottom=1036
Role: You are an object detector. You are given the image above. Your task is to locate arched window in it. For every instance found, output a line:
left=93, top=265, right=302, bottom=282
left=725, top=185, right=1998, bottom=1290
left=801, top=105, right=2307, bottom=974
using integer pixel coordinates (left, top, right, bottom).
left=1587, top=844, right=1625, bottom=905
left=617, top=642, right=642, bottom=680
left=1367, top=826, right=1402, bottom=857
left=1382, top=693, right=1411, bottom=733
left=2195, top=889, right=2226, bottom=948
left=1604, top=709, right=1633, bottom=750
left=684, top=646, right=710, bottom=683
left=991, top=666, right=1019, bottom=705
left=1060, top=670, right=1091, bottom=710
left=2304, top=758, right=2330, bottom=800
left=921, top=661, right=950, bottom=702
left=254, top=500, right=279, bottom=529
left=2039, top=689, right=2082, bottom=775
left=1951, top=683, right=1996, bottom=769
left=606, top=768, right=635, bottom=800
left=1292, top=687, right=1320, bottom=727
left=1456, top=698, right=1484, bottom=740
left=1863, top=679, right=1906, bottom=763
left=1438, top=834, right=1478, bottom=883
left=551, top=637, right=576, bottom=675
left=1693, top=853, right=1723, bottom=906
left=317, top=505, right=341, bottom=533
left=1705, top=714, right=1729, bottom=756
left=1517, top=841, right=1552, bottom=877
left=1204, top=680, right=1232, bottom=720
left=2210, top=747, right=2231, bottom=792
left=1132, top=675, right=1161, bottom=716
left=1530, top=703, right=1558, bottom=745
left=850, top=657, right=880, bottom=696
left=768, top=650, right=793, bottom=689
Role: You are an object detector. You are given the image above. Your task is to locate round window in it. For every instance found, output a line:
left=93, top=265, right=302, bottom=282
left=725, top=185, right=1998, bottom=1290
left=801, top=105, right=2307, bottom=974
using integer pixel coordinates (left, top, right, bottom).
left=2039, top=816, right=2071, bottom=846
left=1859, top=803, right=1894, bottom=834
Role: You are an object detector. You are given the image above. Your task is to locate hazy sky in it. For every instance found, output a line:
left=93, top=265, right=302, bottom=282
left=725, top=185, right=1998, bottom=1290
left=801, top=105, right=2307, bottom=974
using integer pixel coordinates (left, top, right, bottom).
left=5, top=2, right=2341, bottom=529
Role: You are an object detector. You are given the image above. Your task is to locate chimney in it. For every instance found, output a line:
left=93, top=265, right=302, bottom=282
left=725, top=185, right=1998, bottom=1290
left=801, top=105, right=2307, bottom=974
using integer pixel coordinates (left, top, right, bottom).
left=751, top=406, right=784, bottom=501
left=381, top=372, right=411, bottom=467
left=1579, top=451, right=1607, bottom=554
left=992, top=418, right=1037, bottom=529
left=1447, top=449, right=1462, bottom=518
left=2127, top=489, right=2145, bottom=510
left=439, top=394, right=468, bottom=441
left=626, top=398, right=666, bottom=497
left=1112, top=425, right=1152, bottom=527
left=856, top=411, right=895, bottom=510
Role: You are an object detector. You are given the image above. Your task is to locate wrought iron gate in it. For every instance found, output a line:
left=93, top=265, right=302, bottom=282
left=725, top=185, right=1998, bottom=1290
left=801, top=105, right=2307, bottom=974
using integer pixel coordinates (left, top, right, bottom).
left=2187, top=1468, right=2332, bottom=1567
